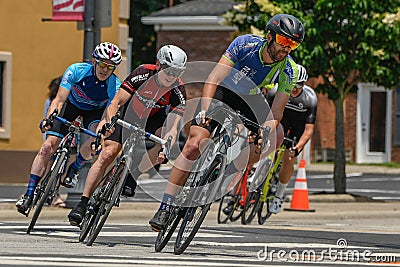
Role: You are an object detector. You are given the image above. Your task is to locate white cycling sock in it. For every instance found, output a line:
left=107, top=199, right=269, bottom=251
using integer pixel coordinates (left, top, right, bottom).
left=275, top=181, right=288, bottom=199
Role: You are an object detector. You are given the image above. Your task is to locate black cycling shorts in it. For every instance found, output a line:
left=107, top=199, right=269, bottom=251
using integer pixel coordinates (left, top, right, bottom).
left=106, top=105, right=167, bottom=144
left=46, top=100, right=104, bottom=139
left=191, top=85, right=271, bottom=134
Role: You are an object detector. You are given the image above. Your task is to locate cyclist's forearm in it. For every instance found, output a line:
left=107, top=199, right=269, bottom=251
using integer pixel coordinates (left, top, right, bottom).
left=46, top=87, right=70, bottom=118
left=296, top=124, right=314, bottom=150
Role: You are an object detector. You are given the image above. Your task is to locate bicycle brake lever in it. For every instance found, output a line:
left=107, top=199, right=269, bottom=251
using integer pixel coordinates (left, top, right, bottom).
left=261, top=126, right=271, bottom=152
left=163, top=135, right=173, bottom=159
left=100, top=111, right=121, bottom=135
left=91, top=132, right=103, bottom=155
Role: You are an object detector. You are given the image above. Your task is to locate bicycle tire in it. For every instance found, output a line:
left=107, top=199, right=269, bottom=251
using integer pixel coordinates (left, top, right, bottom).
left=86, top=163, right=127, bottom=246
left=257, top=200, right=272, bottom=224
left=79, top=205, right=98, bottom=242
left=241, top=190, right=260, bottom=225
left=258, top=175, right=279, bottom=225
left=229, top=187, right=244, bottom=222
left=79, top=167, right=116, bottom=242
left=155, top=207, right=183, bottom=252
left=217, top=195, right=233, bottom=224
left=174, top=155, right=226, bottom=255
left=27, top=151, right=66, bottom=234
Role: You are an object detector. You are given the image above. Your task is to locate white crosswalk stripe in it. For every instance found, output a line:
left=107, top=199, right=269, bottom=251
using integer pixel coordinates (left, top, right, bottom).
left=0, top=223, right=398, bottom=266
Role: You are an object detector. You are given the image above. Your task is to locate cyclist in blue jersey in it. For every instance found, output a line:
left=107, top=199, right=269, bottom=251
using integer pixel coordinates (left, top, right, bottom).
left=16, top=42, right=122, bottom=215
left=149, top=14, right=305, bottom=231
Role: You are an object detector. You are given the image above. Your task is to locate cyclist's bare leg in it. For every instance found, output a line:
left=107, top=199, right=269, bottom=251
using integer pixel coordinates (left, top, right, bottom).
left=30, top=135, right=61, bottom=177
left=165, top=125, right=211, bottom=196
left=273, top=149, right=296, bottom=201
left=279, top=149, right=296, bottom=184
left=82, top=139, right=121, bottom=198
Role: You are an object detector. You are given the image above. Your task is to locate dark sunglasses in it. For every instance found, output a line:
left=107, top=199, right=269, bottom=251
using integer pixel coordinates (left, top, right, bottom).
left=160, top=64, right=184, bottom=77
left=295, top=82, right=304, bottom=89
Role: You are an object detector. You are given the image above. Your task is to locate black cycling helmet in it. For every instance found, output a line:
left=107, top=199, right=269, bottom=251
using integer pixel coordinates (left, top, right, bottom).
left=266, top=14, right=305, bottom=43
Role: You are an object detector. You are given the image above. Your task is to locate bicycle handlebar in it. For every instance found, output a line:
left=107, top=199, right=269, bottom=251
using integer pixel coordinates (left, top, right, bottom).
left=116, top=118, right=171, bottom=158
left=54, top=116, right=97, bottom=138
left=206, top=105, right=271, bottom=150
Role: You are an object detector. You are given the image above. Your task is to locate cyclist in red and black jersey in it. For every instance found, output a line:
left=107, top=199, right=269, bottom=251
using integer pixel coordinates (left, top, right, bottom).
left=68, top=45, right=187, bottom=226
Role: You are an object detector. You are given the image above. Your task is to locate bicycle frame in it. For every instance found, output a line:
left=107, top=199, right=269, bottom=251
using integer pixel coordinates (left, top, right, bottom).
left=259, top=136, right=296, bottom=203
left=27, top=113, right=99, bottom=233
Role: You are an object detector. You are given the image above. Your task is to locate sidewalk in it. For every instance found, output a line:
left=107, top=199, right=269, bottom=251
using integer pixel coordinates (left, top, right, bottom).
left=298, top=162, right=400, bottom=174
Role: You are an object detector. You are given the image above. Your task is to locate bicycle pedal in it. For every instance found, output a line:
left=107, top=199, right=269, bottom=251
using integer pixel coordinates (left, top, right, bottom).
left=150, top=226, right=161, bottom=232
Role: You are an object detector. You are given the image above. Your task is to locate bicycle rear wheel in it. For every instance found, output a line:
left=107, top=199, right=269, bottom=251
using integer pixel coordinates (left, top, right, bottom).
left=241, top=190, right=260, bottom=225
left=174, top=155, right=226, bottom=255
left=27, top=151, right=66, bottom=234
left=217, top=195, right=234, bottom=224
left=155, top=207, right=183, bottom=252
left=229, top=188, right=244, bottom=222
left=86, top=162, right=127, bottom=246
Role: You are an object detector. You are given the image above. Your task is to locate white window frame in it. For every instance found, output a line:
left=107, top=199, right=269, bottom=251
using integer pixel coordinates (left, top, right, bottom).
left=0, top=52, right=12, bottom=139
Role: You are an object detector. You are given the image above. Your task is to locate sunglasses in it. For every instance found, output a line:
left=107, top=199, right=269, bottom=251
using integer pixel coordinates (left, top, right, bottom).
left=160, top=64, right=184, bottom=77
left=95, top=59, right=116, bottom=70
left=274, top=34, right=300, bottom=50
left=295, top=82, right=304, bottom=89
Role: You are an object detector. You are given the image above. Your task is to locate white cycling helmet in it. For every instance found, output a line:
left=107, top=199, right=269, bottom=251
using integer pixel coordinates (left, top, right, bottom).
left=157, top=45, right=187, bottom=70
left=297, top=64, right=308, bottom=83
left=92, top=42, right=122, bottom=65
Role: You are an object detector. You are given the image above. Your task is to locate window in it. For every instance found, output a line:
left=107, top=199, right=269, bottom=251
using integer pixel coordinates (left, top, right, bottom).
left=394, top=87, right=400, bottom=146
left=0, top=52, right=12, bottom=139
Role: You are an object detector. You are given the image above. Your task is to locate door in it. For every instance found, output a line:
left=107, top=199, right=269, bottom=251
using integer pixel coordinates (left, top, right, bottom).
left=356, top=83, right=392, bottom=163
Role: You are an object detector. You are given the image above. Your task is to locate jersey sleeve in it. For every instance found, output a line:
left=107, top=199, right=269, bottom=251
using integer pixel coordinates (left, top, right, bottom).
left=60, top=64, right=79, bottom=91
left=222, top=35, right=248, bottom=64
left=121, top=64, right=155, bottom=95
left=169, top=83, right=186, bottom=116
left=305, top=87, right=318, bottom=124
left=276, top=58, right=298, bottom=96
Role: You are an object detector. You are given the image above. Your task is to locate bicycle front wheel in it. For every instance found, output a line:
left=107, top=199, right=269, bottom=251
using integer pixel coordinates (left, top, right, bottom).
left=79, top=167, right=116, bottom=242
left=86, top=162, right=127, bottom=246
left=155, top=207, right=183, bottom=252
left=174, top=155, right=225, bottom=255
left=27, top=151, right=66, bottom=234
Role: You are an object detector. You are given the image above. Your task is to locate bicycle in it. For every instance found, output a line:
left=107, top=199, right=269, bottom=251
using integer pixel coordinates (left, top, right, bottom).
left=154, top=104, right=270, bottom=255
left=217, top=165, right=254, bottom=224
left=26, top=109, right=101, bottom=234
left=242, top=134, right=296, bottom=225
left=79, top=115, right=171, bottom=246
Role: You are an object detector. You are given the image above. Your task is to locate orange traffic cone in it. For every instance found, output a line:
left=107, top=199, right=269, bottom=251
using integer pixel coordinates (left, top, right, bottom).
left=284, top=159, right=315, bottom=212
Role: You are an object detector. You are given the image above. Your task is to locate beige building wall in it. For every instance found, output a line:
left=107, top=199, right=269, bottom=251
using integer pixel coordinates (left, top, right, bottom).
left=0, top=0, right=128, bottom=151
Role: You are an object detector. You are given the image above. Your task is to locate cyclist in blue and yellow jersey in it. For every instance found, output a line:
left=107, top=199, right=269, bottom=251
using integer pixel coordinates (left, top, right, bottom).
left=16, top=42, right=122, bottom=215
left=264, top=64, right=318, bottom=214
left=149, top=14, right=305, bottom=231
left=67, top=45, right=187, bottom=227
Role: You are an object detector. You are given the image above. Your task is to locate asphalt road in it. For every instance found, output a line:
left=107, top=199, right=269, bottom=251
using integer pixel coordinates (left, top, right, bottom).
left=0, top=202, right=399, bottom=266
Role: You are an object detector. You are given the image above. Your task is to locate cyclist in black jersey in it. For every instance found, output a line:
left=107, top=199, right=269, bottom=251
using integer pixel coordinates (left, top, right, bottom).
left=68, top=45, right=187, bottom=226
left=266, top=64, right=318, bottom=213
